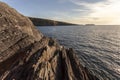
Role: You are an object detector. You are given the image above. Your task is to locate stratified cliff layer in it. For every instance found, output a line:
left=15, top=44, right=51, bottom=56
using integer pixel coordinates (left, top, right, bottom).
left=0, top=2, right=99, bottom=80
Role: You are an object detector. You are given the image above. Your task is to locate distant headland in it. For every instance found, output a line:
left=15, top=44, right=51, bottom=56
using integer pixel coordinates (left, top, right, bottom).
left=85, top=24, right=95, bottom=26
left=28, top=17, right=78, bottom=26
left=0, top=2, right=99, bottom=80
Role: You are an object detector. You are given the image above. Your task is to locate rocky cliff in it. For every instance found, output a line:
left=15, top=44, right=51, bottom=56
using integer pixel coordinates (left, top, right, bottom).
left=0, top=2, right=99, bottom=80
left=29, top=17, right=77, bottom=26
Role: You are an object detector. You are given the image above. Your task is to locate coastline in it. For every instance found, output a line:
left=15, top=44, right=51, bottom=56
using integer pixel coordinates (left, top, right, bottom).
left=29, top=17, right=78, bottom=26
left=0, top=2, right=99, bottom=80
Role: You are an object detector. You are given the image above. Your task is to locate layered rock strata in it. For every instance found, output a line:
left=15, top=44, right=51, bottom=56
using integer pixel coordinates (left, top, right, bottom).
left=0, top=2, right=99, bottom=80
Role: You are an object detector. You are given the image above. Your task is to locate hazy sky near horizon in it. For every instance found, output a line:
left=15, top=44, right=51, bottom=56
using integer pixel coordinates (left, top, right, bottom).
left=1, top=0, right=120, bottom=25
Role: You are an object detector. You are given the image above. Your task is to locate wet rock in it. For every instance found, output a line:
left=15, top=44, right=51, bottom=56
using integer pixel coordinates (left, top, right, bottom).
left=0, top=2, right=99, bottom=80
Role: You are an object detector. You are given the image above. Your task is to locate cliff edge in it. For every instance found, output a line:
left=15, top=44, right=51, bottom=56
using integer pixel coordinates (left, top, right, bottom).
left=0, top=2, right=99, bottom=80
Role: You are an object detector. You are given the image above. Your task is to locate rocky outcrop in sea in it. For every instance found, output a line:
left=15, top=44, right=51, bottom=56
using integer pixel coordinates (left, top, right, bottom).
left=0, top=2, right=99, bottom=80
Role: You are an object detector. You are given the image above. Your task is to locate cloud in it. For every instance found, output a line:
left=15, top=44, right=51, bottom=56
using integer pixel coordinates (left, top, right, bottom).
left=68, top=0, right=120, bottom=24
left=88, top=0, right=120, bottom=24
left=72, top=8, right=89, bottom=12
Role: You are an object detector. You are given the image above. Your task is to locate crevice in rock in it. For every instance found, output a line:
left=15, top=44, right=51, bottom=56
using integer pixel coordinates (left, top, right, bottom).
left=0, top=2, right=99, bottom=80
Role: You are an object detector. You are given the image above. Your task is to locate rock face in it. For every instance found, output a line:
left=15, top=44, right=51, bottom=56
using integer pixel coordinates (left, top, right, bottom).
left=0, top=2, right=99, bottom=80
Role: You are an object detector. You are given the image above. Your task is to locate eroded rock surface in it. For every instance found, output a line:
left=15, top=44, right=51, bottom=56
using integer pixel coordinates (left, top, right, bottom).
left=0, top=2, right=99, bottom=80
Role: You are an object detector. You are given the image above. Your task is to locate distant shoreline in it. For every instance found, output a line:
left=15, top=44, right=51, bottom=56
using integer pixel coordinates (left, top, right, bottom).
left=85, top=24, right=95, bottom=26
left=28, top=17, right=120, bottom=26
left=28, top=17, right=78, bottom=26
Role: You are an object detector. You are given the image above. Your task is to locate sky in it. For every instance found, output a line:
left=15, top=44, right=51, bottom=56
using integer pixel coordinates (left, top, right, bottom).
left=0, top=0, right=120, bottom=25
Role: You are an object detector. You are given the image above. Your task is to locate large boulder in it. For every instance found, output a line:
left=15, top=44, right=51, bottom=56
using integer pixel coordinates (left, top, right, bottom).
left=0, top=2, right=99, bottom=80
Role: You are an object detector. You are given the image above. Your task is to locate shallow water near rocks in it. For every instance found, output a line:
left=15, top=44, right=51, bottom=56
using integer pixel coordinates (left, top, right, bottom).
left=38, top=25, right=120, bottom=80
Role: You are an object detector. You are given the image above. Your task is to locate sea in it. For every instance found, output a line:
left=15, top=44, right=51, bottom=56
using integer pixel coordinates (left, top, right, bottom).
left=37, top=25, right=120, bottom=80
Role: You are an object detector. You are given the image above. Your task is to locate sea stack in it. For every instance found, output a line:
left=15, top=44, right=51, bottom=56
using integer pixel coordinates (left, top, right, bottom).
left=0, top=2, right=99, bottom=80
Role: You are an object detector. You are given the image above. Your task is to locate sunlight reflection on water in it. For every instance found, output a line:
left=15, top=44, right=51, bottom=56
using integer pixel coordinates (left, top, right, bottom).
left=38, top=25, right=120, bottom=80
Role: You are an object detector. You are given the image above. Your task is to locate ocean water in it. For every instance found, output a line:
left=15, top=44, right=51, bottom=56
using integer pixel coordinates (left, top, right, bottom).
left=37, top=25, right=120, bottom=80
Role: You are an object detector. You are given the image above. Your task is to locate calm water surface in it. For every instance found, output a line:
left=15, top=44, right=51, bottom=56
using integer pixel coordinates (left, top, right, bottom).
left=38, top=25, right=120, bottom=80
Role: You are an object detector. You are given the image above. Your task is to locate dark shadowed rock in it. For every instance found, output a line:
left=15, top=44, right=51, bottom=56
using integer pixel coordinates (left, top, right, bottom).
left=0, top=2, right=99, bottom=80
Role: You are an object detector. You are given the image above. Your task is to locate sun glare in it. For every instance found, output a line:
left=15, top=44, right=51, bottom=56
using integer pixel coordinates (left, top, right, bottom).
left=88, top=0, right=120, bottom=25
